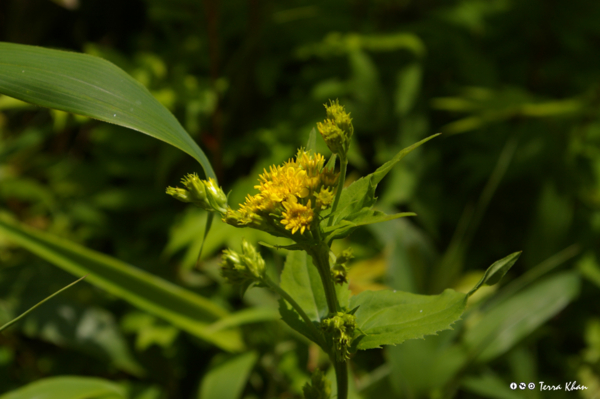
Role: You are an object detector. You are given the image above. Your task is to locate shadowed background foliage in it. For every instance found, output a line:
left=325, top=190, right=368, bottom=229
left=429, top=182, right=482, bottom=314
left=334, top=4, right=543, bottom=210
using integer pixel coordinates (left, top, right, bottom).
left=1, top=0, right=600, bottom=398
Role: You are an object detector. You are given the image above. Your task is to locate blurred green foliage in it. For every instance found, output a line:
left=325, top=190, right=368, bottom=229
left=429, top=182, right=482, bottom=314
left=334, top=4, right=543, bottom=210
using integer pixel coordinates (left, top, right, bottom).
left=1, top=0, right=600, bottom=398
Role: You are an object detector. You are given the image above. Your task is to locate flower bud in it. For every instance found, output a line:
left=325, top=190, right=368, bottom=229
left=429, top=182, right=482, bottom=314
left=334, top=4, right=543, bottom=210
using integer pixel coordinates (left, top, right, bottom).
left=220, top=239, right=265, bottom=294
left=325, top=99, right=353, bottom=141
left=167, top=174, right=228, bottom=215
left=166, top=186, right=192, bottom=203
left=203, top=177, right=228, bottom=214
left=322, top=312, right=357, bottom=362
left=317, top=119, right=345, bottom=155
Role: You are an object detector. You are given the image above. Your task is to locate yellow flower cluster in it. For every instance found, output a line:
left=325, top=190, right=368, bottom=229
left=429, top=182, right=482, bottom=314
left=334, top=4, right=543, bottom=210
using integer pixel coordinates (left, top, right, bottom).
left=225, top=149, right=338, bottom=235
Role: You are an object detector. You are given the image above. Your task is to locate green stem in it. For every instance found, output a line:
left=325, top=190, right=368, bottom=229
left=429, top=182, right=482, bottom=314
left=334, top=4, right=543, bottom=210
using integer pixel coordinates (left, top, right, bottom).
left=261, top=276, right=324, bottom=347
left=335, top=360, right=349, bottom=399
left=308, top=243, right=348, bottom=399
left=327, top=153, right=348, bottom=227
left=308, top=244, right=339, bottom=314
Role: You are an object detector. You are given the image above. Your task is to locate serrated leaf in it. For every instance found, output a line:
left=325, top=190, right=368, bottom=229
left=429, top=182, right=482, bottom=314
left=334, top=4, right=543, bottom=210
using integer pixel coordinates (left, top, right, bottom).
left=0, top=42, right=214, bottom=180
left=198, top=352, right=259, bottom=399
left=0, top=376, right=126, bottom=399
left=0, top=214, right=243, bottom=352
left=350, top=288, right=467, bottom=350
left=331, top=134, right=439, bottom=225
left=468, top=251, right=521, bottom=296
left=463, top=272, right=580, bottom=362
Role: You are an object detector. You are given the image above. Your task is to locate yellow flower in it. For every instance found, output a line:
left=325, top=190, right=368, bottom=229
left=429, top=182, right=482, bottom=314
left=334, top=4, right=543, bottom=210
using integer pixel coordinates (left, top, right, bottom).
left=281, top=196, right=314, bottom=234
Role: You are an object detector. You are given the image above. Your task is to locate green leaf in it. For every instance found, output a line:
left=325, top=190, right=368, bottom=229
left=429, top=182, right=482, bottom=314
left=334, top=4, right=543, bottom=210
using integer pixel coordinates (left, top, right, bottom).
left=0, top=214, right=243, bottom=352
left=280, top=251, right=328, bottom=322
left=278, top=251, right=327, bottom=344
left=331, top=133, right=440, bottom=225
left=324, top=208, right=415, bottom=242
left=0, top=376, right=126, bottom=399
left=463, top=272, right=580, bottom=362
left=198, top=352, right=259, bottom=399
left=468, top=251, right=521, bottom=296
left=0, top=42, right=215, bottom=180
left=350, top=288, right=467, bottom=350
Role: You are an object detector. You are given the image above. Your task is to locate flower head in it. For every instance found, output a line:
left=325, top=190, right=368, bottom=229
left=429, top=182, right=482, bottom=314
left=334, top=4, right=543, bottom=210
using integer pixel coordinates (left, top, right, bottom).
left=281, top=196, right=314, bottom=234
left=224, top=149, right=338, bottom=236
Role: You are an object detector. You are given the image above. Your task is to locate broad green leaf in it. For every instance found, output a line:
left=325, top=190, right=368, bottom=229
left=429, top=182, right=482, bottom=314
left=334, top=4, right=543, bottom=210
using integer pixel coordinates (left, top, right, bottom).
left=280, top=251, right=328, bottom=322
left=0, top=214, right=243, bottom=352
left=331, top=133, right=440, bottom=225
left=198, top=352, right=259, bottom=399
left=468, top=251, right=521, bottom=296
left=278, top=251, right=327, bottom=344
left=463, top=272, right=580, bottom=362
left=0, top=376, right=126, bottom=399
left=0, top=42, right=215, bottom=180
left=350, top=288, right=467, bottom=350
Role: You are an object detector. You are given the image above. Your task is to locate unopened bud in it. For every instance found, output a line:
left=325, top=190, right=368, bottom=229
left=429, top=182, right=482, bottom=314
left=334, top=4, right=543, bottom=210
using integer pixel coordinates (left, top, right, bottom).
left=167, top=174, right=228, bottom=214
left=325, top=99, right=353, bottom=141
left=322, top=312, right=357, bottom=362
left=166, top=186, right=192, bottom=203
left=203, top=177, right=228, bottom=214
left=220, top=239, right=265, bottom=294
left=317, top=119, right=345, bottom=155
left=336, top=248, right=354, bottom=265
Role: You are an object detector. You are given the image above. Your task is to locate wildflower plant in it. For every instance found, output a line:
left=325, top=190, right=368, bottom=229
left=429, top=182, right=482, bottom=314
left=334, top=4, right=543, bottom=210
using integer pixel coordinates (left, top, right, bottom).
left=168, top=100, right=522, bottom=399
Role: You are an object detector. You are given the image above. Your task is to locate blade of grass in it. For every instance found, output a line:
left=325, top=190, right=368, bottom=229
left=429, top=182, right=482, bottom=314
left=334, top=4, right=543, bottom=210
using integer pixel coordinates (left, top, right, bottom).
left=0, top=275, right=87, bottom=332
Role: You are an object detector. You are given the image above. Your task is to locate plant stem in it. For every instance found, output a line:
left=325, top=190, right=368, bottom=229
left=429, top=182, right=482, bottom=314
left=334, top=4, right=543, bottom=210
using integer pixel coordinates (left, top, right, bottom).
left=261, top=275, right=324, bottom=347
left=308, top=244, right=339, bottom=314
left=335, top=360, right=349, bottom=399
left=308, top=243, right=348, bottom=399
left=327, top=153, right=348, bottom=227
